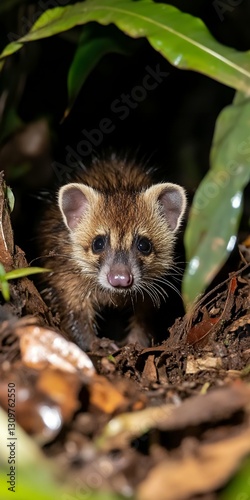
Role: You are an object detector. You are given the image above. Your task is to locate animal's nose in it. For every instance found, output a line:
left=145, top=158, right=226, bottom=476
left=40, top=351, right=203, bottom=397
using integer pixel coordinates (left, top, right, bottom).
left=107, top=265, right=133, bottom=288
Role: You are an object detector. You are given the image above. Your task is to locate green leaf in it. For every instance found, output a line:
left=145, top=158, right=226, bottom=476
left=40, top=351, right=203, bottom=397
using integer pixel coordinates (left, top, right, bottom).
left=0, top=263, right=6, bottom=277
left=6, top=187, right=15, bottom=212
left=183, top=92, right=250, bottom=309
left=0, top=266, right=49, bottom=301
left=0, top=408, right=65, bottom=500
left=1, top=0, right=250, bottom=92
left=0, top=280, right=10, bottom=301
left=220, top=457, right=250, bottom=500
left=5, top=267, right=50, bottom=281
left=66, top=23, right=132, bottom=116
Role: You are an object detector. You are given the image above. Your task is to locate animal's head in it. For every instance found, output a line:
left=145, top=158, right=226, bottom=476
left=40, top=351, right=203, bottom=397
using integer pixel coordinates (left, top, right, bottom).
left=58, top=181, right=186, bottom=302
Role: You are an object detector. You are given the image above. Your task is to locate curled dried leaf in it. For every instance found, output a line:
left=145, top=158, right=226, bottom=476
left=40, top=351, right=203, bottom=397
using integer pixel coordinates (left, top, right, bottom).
left=16, top=324, right=95, bottom=376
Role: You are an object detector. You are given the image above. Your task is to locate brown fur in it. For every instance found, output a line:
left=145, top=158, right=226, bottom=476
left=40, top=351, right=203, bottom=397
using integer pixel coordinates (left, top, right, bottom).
left=39, top=156, right=186, bottom=350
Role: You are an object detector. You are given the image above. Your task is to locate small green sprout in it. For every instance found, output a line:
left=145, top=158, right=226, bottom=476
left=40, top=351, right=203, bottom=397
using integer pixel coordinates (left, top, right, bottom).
left=107, top=355, right=116, bottom=364
left=0, top=263, right=49, bottom=301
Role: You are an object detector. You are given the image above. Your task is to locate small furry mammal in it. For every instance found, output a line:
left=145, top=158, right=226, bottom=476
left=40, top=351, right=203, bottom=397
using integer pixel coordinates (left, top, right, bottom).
left=40, top=156, right=186, bottom=350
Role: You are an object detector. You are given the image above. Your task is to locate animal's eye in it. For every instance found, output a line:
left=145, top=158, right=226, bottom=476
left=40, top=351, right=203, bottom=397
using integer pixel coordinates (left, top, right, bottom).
left=92, top=235, right=106, bottom=253
left=137, top=237, right=152, bottom=255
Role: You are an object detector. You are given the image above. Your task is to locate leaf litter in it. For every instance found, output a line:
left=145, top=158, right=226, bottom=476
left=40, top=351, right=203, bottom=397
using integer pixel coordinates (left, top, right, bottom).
left=0, top=174, right=249, bottom=500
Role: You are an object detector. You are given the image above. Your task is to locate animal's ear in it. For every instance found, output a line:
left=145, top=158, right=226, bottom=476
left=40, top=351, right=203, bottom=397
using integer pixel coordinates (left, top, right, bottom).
left=58, top=183, right=99, bottom=231
left=144, top=183, right=187, bottom=232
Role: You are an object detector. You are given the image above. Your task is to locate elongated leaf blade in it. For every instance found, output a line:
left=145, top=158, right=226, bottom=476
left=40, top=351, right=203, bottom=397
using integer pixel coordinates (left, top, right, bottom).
left=1, top=0, right=250, bottom=92
left=0, top=280, right=10, bottom=301
left=66, top=24, right=131, bottom=116
left=220, top=457, right=250, bottom=500
left=183, top=92, right=250, bottom=309
left=5, top=267, right=50, bottom=280
left=0, top=263, right=6, bottom=277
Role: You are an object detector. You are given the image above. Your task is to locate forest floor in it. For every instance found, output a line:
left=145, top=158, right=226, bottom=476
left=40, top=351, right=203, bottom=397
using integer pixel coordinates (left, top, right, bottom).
left=0, top=174, right=250, bottom=500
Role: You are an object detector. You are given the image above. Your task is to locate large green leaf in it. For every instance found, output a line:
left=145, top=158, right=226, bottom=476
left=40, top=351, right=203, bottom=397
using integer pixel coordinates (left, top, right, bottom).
left=220, top=456, right=250, bottom=500
left=1, top=0, right=250, bottom=92
left=66, top=23, right=132, bottom=117
left=182, top=91, right=250, bottom=309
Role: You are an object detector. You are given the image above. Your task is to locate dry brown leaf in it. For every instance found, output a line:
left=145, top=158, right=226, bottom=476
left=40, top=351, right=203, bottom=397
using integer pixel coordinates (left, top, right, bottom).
left=186, top=317, right=219, bottom=346
left=97, top=382, right=250, bottom=451
left=16, top=324, right=95, bottom=375
left=186, top=354, right=223, bottom=374
left=0, top=366, right=82, bottom=443
left=228, top=313, right=250, bottom=331
left=37, top=370, right=81, bottom=421
left=137, top=428, right=250, bottom=500
left=0, top=378, right=64, bottom=444
left=89, top=375, right=127, bottom=414
left=242, top=235, right=250, bottom=247
left=157, top=382, right=250, bottom=431
left=142, top=355, right=158, bottom=383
